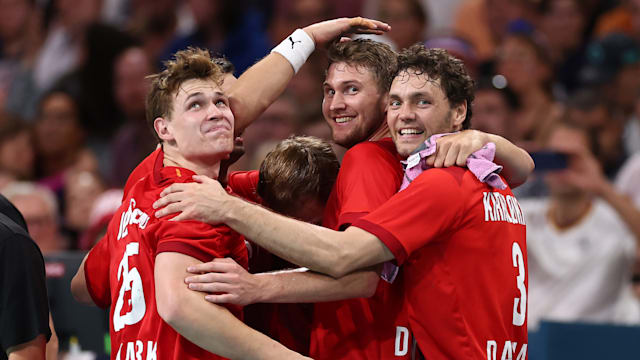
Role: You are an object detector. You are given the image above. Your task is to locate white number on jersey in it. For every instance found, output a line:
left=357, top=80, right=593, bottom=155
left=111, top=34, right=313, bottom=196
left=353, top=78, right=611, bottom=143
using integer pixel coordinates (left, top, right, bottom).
left=114, top=242, right=146, bottom=332
left=512, top=242, right=527, bottom=326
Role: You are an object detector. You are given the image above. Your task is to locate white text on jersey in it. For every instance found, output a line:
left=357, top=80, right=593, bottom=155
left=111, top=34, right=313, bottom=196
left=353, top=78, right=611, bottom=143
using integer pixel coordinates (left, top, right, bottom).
left=115, top=340, right=157, bottom=360
left=482, top=192, right=525, bottom=225
left=118, top=199, right=150, bottom=240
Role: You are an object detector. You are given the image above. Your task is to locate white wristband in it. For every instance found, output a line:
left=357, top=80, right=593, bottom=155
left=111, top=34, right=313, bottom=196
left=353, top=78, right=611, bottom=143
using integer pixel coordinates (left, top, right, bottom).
left=271, top=29, right=315, bottom=74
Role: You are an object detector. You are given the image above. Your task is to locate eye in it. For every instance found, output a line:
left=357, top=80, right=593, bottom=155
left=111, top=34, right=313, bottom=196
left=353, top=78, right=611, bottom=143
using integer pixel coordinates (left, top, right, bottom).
left=389, top=100, right=401, bottom=107
left=346, top=86, right=358, bottom=94
left=189, top=102, right=201, bottom=110
left=417, top=99, right=430, bottom=106
left=324, top=88, right=335, bottom=96
left=215, top=99, right=228, bottom=107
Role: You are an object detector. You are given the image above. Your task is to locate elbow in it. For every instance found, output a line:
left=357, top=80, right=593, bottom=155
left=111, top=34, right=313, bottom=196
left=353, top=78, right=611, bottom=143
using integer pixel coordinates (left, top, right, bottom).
left=360, top=273, right=379, bottom=298
left=326, top=248, right=357, bottom=279
left=70, top=274, right=92, bottom=305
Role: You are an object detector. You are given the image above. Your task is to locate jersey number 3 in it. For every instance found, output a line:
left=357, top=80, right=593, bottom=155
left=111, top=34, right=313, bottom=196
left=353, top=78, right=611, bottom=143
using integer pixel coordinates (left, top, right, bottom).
left=114, top=242, right=147, bottom=332
left=512, top=242, right=526, bottom=326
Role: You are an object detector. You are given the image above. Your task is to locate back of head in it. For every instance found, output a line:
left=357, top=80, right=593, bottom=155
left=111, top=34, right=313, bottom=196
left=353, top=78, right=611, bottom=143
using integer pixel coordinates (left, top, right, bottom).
left=257, top=136, right=339, bottom=217
left=145, top=47, right=226, bottom=142
left=396, top=44, right=475, bottom=129
left=327, top=39, right=398, bottom=94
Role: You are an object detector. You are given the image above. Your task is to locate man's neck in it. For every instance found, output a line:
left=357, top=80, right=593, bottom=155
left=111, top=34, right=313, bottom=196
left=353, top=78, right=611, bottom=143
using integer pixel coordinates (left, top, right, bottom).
left=368, top=122, right=391, bottom=141
left=548, top=194, right=593, bottom=230
left=162, top=148, right=221, bottom=180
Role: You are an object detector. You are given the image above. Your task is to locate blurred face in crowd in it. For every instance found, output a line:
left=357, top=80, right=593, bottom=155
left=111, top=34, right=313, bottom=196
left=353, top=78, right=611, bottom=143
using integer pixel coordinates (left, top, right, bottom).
left=65, top=171, right=105, bottom=231
left=496, top=36, right=550, bottom=94
left=544, top=125, right=591, bottom=197
left=0, top=129, right=34, bottom=179
left=378, top=0, right=425, bottom=50
left=114, top=48, right=153, bottom=120
left=0, top=0, right=31, bottom=42
left=539, top=0, right=585, bottom=54
left=11, top=193, right=62, bottom=254
left=36, top=93, right=84, bottom=158
left=322, top=62, right=387, bottom=148
left=387, top=69, right=466, bottom=157
left=472, top=88, right=512, bottom=138
left=155, top=79, right=234, bottom=167
left=241, top=97, right=296, bottom=154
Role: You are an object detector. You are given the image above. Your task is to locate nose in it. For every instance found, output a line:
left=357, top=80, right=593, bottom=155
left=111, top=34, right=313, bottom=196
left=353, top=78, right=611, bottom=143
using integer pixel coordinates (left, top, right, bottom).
left=329, top=92, right=346, bottom=111
left=397, top=103, right=415, bottom=123
left=206, top=101, right=224, bottom=120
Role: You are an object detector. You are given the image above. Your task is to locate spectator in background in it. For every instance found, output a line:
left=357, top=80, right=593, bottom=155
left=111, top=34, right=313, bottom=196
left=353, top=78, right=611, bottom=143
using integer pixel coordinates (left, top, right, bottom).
left=495, top=32, right=562, bottom=147
left=0, top=113, right=35, bottom=187
left=160, top=0, right=271, bottom=75
left=521, top=121, right=640, bottom=329
left=376, top=0, right=428, bottom=50
left=0, top=194, right=54, bottom=360
left=109, top=47, right=155, bottom=187
left=63, top=170, right=105, bottom=245
left=268, top=0, right=334, bottom=47
left=2, top=182, right=68, bottom=255
left=33, top=90, right=97, bottom=194
left=471, top=76, right=518, bottom=138
left=535, top=0, right=590, bottom=95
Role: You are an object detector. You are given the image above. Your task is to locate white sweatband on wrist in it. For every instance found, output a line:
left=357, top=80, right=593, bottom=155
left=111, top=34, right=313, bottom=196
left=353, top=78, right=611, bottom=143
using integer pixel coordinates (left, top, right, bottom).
left=271, top=29, right=315, bottom=74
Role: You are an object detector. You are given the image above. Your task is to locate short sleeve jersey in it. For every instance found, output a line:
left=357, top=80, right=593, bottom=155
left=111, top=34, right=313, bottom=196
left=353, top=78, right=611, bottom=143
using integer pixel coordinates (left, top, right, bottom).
left=84, top=149, right=248, bottom=360
left=353, top=167, right=528, bottom=359
left=123, top=148, right=161, bottom=198
left=310, top=138, right=412, bottom=360
left=227, top=169, right=313, bottom=355
left=0, top=207, right=51, bottom=359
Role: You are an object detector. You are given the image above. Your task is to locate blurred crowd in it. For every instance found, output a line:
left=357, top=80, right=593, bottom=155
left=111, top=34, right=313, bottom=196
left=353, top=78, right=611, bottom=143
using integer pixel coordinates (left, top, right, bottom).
left=1, top=0, right=640, bottom=336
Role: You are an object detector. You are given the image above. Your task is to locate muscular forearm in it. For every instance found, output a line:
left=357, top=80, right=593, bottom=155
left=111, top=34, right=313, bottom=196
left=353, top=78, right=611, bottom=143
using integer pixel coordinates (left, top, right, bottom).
left=228, top=53, right=295, bottom=135
left=223, top=198, right=391, bottom=277
left=156, top=253, right=308, bottom=359
left=489, top=134, right=534, bottom=188
left=256, top=268, right=379, bottom=303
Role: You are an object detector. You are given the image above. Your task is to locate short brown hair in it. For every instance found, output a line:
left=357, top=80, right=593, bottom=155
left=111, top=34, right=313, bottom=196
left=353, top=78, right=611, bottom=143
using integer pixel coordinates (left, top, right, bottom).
left=327, top=39, right=398, bottom=93
left=146, top=47, right=225, bottom=142
left=257, top=136, right=340, bottom=216
left=396, top=44, right=475, bottom=129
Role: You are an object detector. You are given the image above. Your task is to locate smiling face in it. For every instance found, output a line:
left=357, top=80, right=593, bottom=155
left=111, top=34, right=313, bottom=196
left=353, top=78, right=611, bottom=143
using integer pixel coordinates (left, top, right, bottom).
left=155, top=78, right=234, bottom=168
left=322, top=62, right=387, bottom=148
left=388, top=69, right=466, bottom=157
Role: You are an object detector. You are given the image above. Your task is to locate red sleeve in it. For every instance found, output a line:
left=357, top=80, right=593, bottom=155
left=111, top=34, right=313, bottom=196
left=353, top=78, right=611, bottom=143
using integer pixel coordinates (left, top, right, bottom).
left=352, top=168, right=465, bottom=264
left=155, top=220, right=240, bottom=263
left=335, top=142, right=403, bottom=229
left=84, top=235, right=111, bottom=309
left=227, top=170, right=262, bottom=204
left=123, top=149, right=161, bottom=199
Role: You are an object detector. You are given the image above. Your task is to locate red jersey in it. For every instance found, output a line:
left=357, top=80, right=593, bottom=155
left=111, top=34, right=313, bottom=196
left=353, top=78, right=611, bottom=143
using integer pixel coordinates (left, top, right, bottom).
left=227, top=169, right=313, bottom=355
left=310, top=138, right=412, bottom=360
left=352, top=167, right=528, bottom=359
left=123, top=148, right=160, bottom=198
left=84, top=149, right=248, bottom=360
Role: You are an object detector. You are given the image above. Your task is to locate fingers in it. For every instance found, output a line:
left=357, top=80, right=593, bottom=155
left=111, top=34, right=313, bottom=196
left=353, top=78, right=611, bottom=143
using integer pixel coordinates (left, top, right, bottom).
left=433, top=141, right=450, bottom=168
left=204, top=293, right=239, bottom=305
left=159, top=183, right=187, bottom=197
left=187, top=258, right=233, bottom=274
left=443, top=143, right=461, bottom=167
left=154, top=202, right=184, bottom=218
left=192, top=174, right=215, bottom=184
left=349, top=17, right=390, bottom=32
left=188, top=282, right=235, bottom=294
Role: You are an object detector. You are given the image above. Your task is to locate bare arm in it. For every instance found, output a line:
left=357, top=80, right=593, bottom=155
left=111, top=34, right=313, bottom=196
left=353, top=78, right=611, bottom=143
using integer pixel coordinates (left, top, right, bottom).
left=7, top=335, right=46, bottom=360
left=154, top=252, right=310, bottom=359
left=428, top=130, right=534, bottom=188
left=184, top=258, right=379, bottom=305
left=70, top=253, right=94, bottom=305
left=598, top=181, right=640, bottom=246
left=46, top=314, right=58, bottom=360
left=230, top=17, right=390, bottom=134
left=153, top=177, right=394, bottom=278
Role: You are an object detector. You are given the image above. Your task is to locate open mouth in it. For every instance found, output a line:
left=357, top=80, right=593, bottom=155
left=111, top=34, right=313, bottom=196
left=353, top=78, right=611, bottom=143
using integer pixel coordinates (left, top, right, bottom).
left=398, top=128, right=424, bottom=136
left=334, top=116, right=355, bottom=124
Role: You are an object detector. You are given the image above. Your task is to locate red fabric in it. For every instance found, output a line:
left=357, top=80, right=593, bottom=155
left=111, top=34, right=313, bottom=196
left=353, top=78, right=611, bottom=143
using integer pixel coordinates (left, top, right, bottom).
left=122, top=148, right=161, bottom=199
left=353, top=167, right=528, bottom=359
left=227, top=170, right=262, bottom=204
left=310, top=138, right=411, bottom=360
left=85, top=149, right=247, bottom=360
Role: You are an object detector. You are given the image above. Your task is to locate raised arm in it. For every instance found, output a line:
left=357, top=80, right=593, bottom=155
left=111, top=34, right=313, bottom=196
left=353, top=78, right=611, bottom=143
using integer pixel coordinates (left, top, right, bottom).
left=230, top=17, right=390, bottom=134
left=153, top=177, right=393, bottom=278
left=154, top=252, right=310, bottom=360
left=428, top=130, right=534, bottom=188
left=184, top=258, right=380, bottom=305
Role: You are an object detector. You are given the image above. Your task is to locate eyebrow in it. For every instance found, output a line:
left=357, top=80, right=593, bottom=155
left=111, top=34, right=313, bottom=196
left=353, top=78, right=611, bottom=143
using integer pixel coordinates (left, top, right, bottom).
left=323, top=80, right=362, bottom=88
left=389, top=91, right=431, bottom=99
left=184, top=91, right=226, bottom=102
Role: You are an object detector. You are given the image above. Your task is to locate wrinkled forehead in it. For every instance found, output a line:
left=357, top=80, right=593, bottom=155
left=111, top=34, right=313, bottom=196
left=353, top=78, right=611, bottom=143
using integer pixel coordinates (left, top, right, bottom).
left=174, top=78, right=223, bottom=99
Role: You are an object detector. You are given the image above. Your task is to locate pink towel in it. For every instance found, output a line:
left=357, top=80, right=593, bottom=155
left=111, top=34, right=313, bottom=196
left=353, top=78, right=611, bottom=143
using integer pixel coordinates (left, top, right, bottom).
left=400, top=133, right=507, bottom=192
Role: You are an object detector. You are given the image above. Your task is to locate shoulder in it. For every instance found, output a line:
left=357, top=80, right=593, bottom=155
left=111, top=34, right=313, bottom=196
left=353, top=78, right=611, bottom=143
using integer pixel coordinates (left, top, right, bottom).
left=346, top=139, right=398, bottom=160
